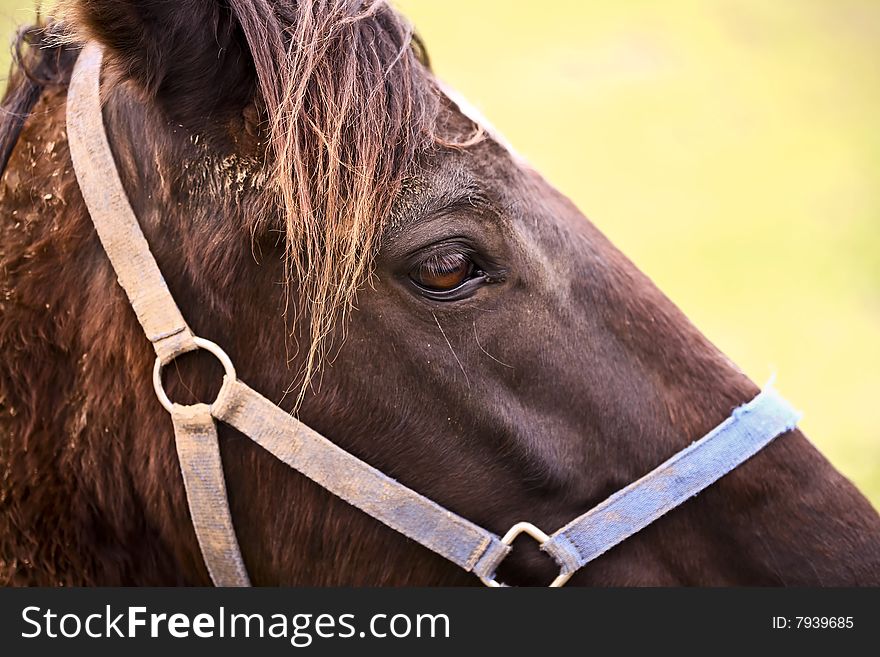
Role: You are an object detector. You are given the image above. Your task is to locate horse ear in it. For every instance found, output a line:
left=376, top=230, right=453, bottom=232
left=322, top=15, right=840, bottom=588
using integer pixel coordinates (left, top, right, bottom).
left=65, top=0, right=255, bottom=122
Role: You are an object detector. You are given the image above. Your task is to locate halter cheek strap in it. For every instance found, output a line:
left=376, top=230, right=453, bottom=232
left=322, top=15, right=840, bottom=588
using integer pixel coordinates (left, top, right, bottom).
left=65, top=42, right=801, bottom=587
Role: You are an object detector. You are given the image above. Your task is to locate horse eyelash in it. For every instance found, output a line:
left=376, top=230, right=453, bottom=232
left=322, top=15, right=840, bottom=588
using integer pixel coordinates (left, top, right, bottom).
left=406, top=241, right=507, bottom=288
left=418, top=251, right=471, bottom=276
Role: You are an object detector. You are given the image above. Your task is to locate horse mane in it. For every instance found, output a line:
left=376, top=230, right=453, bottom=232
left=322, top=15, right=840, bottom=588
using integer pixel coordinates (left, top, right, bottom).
left=233, top=0, right=443, bottom=397
left=0, top=23, right=74, bottom=175
left=54, top=0, right=452, bottom=399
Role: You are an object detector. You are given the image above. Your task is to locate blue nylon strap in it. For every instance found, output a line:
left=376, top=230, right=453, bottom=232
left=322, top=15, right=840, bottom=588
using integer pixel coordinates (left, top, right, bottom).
left=540, top=386, right=801, bottom=576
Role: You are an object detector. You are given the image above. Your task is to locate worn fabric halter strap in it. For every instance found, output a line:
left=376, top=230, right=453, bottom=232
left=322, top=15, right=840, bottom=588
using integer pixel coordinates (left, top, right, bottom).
left=66, top=42, right=801, bottom=587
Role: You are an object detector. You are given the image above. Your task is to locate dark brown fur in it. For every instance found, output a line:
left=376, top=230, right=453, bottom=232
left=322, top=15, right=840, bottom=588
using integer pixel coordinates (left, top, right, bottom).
left=1, top=1, right=879, bottom=586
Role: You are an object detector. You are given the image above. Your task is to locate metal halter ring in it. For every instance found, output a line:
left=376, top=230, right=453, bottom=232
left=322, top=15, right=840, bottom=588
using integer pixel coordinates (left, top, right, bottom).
left=152, top=337, right=237, bottom=413
left=479, top=522, right=573, bottom=588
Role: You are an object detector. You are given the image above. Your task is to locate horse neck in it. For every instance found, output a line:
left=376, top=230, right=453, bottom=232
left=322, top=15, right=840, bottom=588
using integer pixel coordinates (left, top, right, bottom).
left=0, top=82, right=192, bottom=584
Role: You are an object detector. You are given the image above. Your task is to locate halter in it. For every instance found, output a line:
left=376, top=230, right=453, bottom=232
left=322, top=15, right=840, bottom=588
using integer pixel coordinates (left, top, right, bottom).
left=65, top=42, right=801, bottom=587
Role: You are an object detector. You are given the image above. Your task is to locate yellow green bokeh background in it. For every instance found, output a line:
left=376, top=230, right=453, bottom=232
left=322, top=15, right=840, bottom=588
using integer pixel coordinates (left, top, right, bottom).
left=1, top=1, right=877, bottom=507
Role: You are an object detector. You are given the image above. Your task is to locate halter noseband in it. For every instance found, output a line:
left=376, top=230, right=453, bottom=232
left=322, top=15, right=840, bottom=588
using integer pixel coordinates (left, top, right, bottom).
left=65, top=42, right=801, bottom=587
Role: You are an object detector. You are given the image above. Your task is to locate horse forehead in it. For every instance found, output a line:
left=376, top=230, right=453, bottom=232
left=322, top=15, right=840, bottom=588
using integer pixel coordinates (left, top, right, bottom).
left=438, top=82, right=525, bottom=165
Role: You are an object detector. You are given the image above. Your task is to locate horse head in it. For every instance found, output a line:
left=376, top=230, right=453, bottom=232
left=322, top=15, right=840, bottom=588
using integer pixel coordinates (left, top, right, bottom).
left=1, top=0, right=878, bottom=585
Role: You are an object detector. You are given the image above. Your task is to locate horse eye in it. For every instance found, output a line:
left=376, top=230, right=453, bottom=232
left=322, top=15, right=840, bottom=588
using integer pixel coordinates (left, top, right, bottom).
left=410, top=253, right=474, bottom=292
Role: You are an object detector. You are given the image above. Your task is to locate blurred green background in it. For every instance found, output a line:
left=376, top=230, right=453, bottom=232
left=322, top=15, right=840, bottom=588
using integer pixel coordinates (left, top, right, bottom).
left=1, top=1, right=877, bottom=508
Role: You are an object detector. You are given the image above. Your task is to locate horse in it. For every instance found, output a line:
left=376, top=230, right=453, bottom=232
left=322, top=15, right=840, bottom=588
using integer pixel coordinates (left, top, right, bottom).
left=1, top=0, right=878, bottom=587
